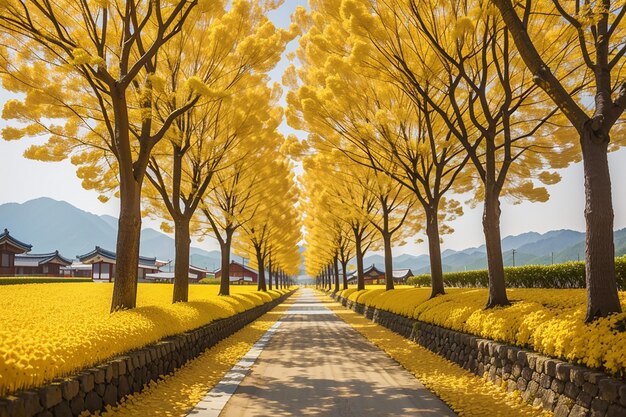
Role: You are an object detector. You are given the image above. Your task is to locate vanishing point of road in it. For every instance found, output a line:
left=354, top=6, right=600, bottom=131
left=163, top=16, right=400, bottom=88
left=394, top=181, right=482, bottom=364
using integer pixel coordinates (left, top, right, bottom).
left=188, top=288, right=456, bottom=417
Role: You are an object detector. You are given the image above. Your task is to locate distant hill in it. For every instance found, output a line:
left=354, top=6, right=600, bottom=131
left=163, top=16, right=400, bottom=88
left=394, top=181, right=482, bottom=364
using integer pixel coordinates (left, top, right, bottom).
left=0, top=198, right=221, bottom=270
left=363, top=228, right=626, bottom=274
left=3, top=198, right=626, bottom=275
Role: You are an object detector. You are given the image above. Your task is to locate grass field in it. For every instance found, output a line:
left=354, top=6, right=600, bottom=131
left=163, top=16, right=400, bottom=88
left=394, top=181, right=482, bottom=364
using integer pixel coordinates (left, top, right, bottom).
left=0, top=283, right=291, bottom=396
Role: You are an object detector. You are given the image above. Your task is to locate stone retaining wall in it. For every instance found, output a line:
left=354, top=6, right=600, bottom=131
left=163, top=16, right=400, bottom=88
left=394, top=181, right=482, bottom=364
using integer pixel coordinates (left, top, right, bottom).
left=0, top=291, right=294, bottom=417
left=334, top=293, right=626, bottom=417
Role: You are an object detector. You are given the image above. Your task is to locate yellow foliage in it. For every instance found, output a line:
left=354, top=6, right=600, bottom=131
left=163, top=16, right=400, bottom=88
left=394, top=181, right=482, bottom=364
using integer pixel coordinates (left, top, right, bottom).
left=339, top=287, right=626, bottom=376
left=99, top=299, right=294, bottom=417
left=0, top=283, right=291, bottom=396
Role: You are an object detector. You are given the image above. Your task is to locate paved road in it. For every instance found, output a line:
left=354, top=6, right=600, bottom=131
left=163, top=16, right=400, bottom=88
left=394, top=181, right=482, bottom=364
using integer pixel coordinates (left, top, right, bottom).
left=213, top=289, right=456, bottom=417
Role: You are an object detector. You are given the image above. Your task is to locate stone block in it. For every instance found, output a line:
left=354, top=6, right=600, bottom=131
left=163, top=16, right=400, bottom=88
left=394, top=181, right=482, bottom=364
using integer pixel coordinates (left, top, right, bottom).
left=569, top=404, right=590, bottom=417
left=91, top=368, right=105, bottom=385
left=84, top=392, right=102, bottom=413
left=598, top=379, right=620, bottom=403
left=584, top=382, right=600, bottom=397
left=571, top=367, right=587, bottom=386
left=551, top=378, right=565, bottom=394
left=61, top=379, right=79, bottom=401
left=606, top=405, right=626, bottom=417
left=1, top=395, right=25, bottom=417
left=52, top=402, right=72, bottom=417
left=556, top=396, right=575, bottom=414
left=542, top=389, right=557, bottom=411
left=103, top=386, right=117, bottom=407
left=536, top=356, right=547, bottom=373
left=541, top=373, right=553, bottom=389
left=18, top=390, right=43, bottom=417
left=69, top=396, right=84, bottom=416
left=587, top=373, right=606, bottom=385
left=546, top=359, right=558, bottom=377
left=565, top=382, right=581, bottom=400
left=621, top=384, right=626, bottom=407
left=38, top=384, right=62, bottom=409
left=557, top=363, right=573, bottom=382
left=577, top=391, right=594, bottom=408
left=517, top=350, right=528, bottom=367
left=591, top=398, right=609, bottom=414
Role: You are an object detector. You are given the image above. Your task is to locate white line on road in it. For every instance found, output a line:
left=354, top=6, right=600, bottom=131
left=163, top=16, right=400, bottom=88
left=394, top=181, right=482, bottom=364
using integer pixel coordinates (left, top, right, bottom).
left=186, top=296, right=329, bottom=417
left=186, top=321, right=283, bottom=417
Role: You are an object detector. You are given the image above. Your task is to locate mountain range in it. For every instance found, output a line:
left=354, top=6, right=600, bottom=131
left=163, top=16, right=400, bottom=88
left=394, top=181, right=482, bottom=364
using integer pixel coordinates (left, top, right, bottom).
left=2, top=198, right=625, bottom=274
left=0, top=198, right=221, bottom=270
left=362, top=228, right=626, bottom=274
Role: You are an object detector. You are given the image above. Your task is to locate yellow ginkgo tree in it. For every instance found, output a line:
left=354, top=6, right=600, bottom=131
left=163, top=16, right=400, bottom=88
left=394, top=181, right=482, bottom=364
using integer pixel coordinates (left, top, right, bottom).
left=0, top=0, right=223, bottom=310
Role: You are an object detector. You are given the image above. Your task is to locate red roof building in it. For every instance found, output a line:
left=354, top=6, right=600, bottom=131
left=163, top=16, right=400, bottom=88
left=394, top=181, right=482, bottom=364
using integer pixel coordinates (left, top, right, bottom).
left=215, top=261, right=258, bottom=285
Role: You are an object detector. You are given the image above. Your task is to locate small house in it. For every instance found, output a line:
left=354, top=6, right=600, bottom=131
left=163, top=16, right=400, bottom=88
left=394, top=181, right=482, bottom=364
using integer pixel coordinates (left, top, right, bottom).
left=215, top=261, right=258, bottom=284
left=77, top=246, right=163, bottom=282
left=15, top=251, right=72, bottom=276
left=0, top=229, right=32, bottom=275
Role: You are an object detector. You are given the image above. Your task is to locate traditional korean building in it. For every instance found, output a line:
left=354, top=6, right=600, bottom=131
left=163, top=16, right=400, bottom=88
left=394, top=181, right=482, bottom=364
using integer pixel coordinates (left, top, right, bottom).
left=215, top=261, right=258, bottom=285
left=0, top=229, right=32, bottom=275
left=346, top=265, right=414, bottom=285
left=392, top=268, right=414, bottom=284
left=77, top=246, right=163, bottom=282
left=145, top=265, right=211, bottom=283
left=15, top=251, right=72, bottom=276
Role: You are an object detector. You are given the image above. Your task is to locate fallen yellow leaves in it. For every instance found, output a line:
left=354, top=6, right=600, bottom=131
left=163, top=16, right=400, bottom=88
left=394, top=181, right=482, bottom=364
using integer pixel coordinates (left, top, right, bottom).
left=338, top=287, right=626, bottom=376
left=0, top=283, right=291, bottom=396
left=326, top=298, right=551, bottom=417
left=98, top=298, right=295, bottom=417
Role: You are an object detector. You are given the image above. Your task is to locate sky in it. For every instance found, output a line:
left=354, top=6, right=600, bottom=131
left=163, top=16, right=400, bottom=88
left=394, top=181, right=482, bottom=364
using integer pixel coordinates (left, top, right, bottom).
left=1, top=0, right=626, bottom=256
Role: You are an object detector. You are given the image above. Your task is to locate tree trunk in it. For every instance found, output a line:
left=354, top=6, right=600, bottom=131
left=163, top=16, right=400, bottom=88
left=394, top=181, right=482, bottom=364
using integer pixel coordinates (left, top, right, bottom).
left=341, top=259, right=349, bottom=290
left=172, top=215, right=191, bottom=303
left=110, top=174, right=142, bottom=311
left=256, top=247, right=266, bottom=292
left=268, top=260, right=273, bottom=291
left=275, top=268, right=279, bottom=289
left=326, top=265, right=331, bottom=290
left=425, top=208, right=445, bottom=297
left=333, top=256, right=340, bottom=292
left=483, top=188, right=509, bottom=308
left=219, top=232, right=233, bottom=296
left=581, top=125, right=621, bottom=321
left=383, top=232, right=394, bottom=291
left=354, top=231, right=365, bottom=291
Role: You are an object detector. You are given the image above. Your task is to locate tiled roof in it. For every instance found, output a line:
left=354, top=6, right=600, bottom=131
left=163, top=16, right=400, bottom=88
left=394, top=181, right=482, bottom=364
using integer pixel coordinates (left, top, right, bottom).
left=0, top=229, right=32, bottom=253
left=78, top=246, right=158, bottom=267
left=15, top=251, right=72, bottom=267
left=392, top=269, right=414, bottom=279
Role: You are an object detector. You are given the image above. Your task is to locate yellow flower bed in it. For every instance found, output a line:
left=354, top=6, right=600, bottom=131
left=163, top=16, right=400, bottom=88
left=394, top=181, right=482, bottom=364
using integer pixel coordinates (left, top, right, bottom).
left=99, top=298, right=294, bottom=417
left=0, top=283, right=291, bottom=396
left=338, top=287, right=626, bottom=376
left=328, top=299, right=550, bottom=417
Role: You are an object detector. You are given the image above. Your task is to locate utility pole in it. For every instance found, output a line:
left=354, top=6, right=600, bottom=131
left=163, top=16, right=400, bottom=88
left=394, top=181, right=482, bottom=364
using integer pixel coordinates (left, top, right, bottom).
left=551, top=252, right=554, bottom=265
left=512, top=249, right=516, bottom=267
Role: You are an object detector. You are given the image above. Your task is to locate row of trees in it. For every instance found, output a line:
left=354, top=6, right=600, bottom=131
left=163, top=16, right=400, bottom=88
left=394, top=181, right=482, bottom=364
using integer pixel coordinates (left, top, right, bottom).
left=0, top=0, right=302, bottom=310
left=290, top=0, right=625, bottom=321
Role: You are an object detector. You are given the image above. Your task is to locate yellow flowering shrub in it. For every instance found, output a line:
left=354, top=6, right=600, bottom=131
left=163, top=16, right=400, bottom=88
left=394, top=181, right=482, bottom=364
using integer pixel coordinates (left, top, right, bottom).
left=338, top=287, right=626, bottom=376
left=0, top=283, right=291, bottom=396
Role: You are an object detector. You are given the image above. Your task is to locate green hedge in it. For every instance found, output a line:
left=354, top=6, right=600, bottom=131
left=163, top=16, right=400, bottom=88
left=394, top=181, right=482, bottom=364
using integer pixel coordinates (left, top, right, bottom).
left=198, top=277, right=221, bottom=285
left=0, top=277, right=93, bottom=285
left=408, top=256, right=626, bottom=290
